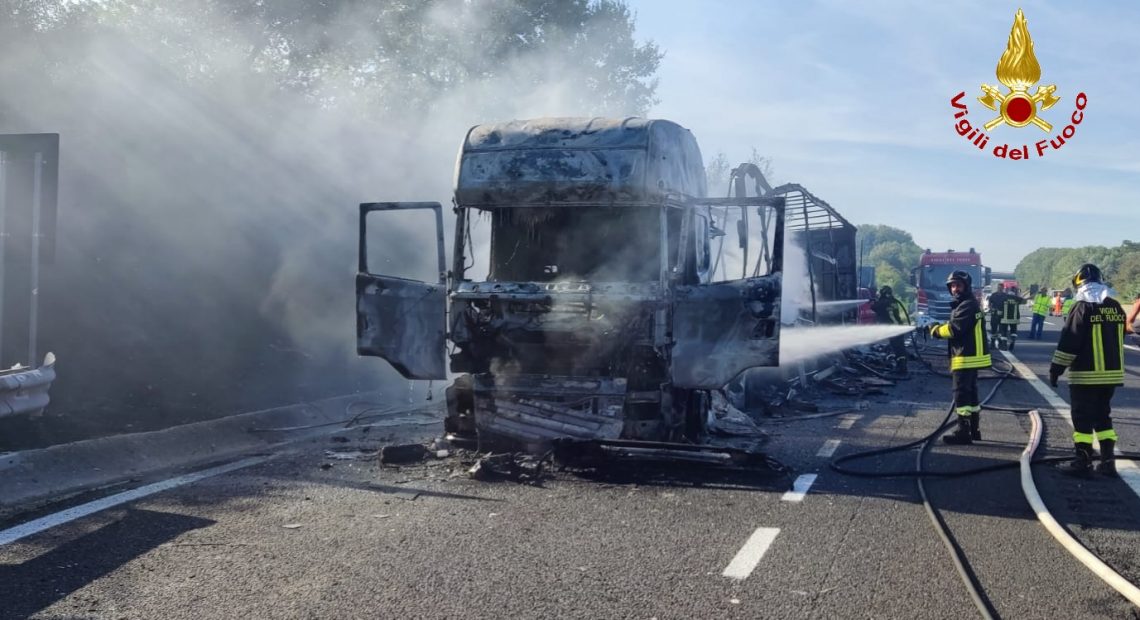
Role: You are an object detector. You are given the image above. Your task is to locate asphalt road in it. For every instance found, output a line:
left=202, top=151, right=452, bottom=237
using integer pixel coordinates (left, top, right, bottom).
left=2, top=316, right=1140, bottom=619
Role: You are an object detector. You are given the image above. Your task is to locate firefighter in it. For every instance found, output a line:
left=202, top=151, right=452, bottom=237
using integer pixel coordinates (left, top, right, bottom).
left=1030, top=287, right=1051, bottom=340
left=986, top=286, right=1006, bottom=349
left=928, top=270, right=991, bottom=444
left=1061, top=293, right=1075, bottom=318
left=871, top=285, right=909, bottom=370
left=1049, top=264, right=1125, bottom=477
left=999, top=285, right=1027, bottom=350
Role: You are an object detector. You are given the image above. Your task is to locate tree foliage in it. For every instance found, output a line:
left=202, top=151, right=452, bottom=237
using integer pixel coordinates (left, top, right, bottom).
left=855, top=224, right=924, bottom=301
left=1015, top=241, right=1140, bottom=299
left=0, top=0, right=664, bottom=440
left=2, top=0, right=662, bottom=117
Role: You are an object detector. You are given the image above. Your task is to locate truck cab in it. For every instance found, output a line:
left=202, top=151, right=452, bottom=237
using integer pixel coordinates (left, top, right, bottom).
left=355, top=118, right=786, bottom=453
left=910, top=248, right=990, bottom=321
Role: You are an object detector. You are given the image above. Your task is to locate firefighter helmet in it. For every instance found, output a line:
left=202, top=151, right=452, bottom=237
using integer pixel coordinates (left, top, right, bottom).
left=1071, top=263, right=1102, bottom=289
left=879, top=285, right=893, bottom=297
left=945, top=269, right=972, bottom=292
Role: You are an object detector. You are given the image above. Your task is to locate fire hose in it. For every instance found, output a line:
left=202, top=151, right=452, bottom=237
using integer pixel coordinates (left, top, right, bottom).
left=827, top=341, right=1140, bottom=617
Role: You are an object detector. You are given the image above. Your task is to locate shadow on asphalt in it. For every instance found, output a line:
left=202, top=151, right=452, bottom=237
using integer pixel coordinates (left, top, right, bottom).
left=0, top=508, right=214, bottom=618
left=562, top=463, right=790, bottom=492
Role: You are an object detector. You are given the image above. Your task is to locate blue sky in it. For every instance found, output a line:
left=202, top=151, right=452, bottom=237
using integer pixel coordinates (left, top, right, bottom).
left=625, top=1, right=1140, bottom=270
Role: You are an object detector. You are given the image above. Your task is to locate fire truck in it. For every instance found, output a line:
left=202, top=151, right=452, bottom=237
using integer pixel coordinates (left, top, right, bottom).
left=910, top=248, right=991, bottom=322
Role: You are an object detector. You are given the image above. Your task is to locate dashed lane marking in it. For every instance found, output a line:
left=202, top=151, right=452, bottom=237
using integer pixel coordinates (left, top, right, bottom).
left=816, top=439, right=842, bottom=458
left=781, top=474, right=818, bottom=503
left=0, top=456, right=271, bottom=546
left=722, top=527, right=781, bottom=580
left=1000, top=351, right=1140, bottom=501
left=836, top=415, right=862, bottom=430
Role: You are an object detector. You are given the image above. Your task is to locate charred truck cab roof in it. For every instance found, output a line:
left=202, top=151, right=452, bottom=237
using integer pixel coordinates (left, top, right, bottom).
left=357, top=117, right=786, bottom=461
left=454, top=117, right=707, bottom=207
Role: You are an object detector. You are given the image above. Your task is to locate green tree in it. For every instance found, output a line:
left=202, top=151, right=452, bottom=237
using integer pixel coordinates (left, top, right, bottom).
left=1112, top=250, right=1140, bottom=297
left=855, top=225, right=923, bottom=301
left=1016, top=242, right=1140, bottom=299
left=0, top=0, right=666, bottom=439
left=2, top=0, right=663, bottom=117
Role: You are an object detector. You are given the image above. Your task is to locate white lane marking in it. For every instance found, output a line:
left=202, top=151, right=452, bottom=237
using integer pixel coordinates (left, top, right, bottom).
left=722, top=527, right=781, bottom=580
left=0, top=456, right=270, bottom=546
left=836, top=415, right=861, bottom=430
left=816, top=439, right=842, bottom=458
left=781, top=474, right=818, bottom=503
left=1000, top=351, right=1140, bottom=500
left=1125, top=344, right=1140, bottom=354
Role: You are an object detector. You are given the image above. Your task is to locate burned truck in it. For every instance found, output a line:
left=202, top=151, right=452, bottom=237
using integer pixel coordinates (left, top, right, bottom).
left=356, top=118, right=786, bottom=462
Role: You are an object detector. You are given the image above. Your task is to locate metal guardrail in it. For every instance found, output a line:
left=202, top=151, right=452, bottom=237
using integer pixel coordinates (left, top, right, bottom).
left=0, top=352, right=56, bottom=418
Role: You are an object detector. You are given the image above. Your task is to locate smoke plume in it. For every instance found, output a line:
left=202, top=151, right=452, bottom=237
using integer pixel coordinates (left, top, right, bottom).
left=0, top=0, right=657, bottom=447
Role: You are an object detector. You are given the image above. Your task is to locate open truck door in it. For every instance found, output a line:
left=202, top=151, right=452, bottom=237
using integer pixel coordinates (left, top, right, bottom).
left=356, top=202, right=447, bottom=380
left=671, top=196, right=785, bottom=389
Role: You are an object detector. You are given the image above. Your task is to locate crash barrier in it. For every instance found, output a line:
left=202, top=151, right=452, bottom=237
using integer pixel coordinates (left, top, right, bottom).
left=0, top=352, right=55, bottom=418
left=824, top=339, right=1140, bottom=617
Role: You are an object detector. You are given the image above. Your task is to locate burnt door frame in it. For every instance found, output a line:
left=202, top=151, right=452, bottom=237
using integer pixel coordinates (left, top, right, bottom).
left=355, top=201, right=448, bottom=380
left=670, top=196, right=785, bottom=389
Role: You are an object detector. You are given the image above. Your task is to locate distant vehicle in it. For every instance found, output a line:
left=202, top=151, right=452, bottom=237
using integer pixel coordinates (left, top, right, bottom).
left=909, top=248, right=991, bottom=321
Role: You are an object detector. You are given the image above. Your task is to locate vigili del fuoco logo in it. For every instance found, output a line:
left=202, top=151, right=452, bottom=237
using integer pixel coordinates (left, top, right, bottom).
left=950, top=8, right=1086, bottom=160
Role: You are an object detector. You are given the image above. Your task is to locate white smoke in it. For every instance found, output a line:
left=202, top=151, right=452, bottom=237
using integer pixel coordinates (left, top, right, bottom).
left=780, top=325, right=915, bottom=366
left=780, top=233, right=814, bottom=325
left=0, top=1, right=658, bottom=426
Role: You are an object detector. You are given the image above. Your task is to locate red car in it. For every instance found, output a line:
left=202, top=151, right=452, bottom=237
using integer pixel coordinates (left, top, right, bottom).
left=857, top=287, right=877, bottom=324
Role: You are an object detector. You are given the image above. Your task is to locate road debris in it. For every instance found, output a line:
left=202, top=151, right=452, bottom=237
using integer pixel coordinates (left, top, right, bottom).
left=467, top=452, right=549, bottom=485
left=380, top=443, right=428, bottom=464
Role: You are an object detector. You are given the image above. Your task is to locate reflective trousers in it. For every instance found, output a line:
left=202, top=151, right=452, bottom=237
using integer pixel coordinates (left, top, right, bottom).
left=952, top=369, right=980, bottom=415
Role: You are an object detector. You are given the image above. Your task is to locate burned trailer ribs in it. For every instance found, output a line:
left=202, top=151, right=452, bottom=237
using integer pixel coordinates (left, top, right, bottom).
left=355, top=117, right=787, bottom=457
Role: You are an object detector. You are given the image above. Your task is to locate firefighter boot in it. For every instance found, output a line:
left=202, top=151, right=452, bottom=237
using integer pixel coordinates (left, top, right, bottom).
left=1008, top=334, right=1017, bottom=351
left=1061, top=444, right=1094, bottom=478
left=942, top=417, right=973, bottom=445
left=1096, top=440, right=1118, bottom=478
left=969, top=411, right=982, bottom=441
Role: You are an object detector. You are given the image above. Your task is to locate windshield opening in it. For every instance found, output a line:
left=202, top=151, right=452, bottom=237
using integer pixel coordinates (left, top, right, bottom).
left=919, top=264, right=983, bottom=289
left=484, top=206, right=663, bottom=282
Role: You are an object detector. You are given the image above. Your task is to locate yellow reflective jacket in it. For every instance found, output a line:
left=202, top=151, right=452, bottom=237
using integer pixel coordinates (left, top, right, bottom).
left=934, top=296, right=992, bottom=370
left=1001, top=295, right=1026, bottom=324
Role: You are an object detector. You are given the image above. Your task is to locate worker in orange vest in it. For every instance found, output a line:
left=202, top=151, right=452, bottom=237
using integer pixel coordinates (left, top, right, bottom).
left=1053, top=291, right=1063, bottom=316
